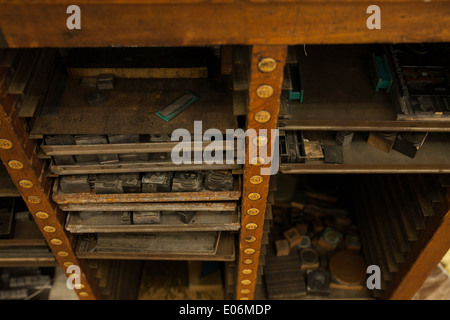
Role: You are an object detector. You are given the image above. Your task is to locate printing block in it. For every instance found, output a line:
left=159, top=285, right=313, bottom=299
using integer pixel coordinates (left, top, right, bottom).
left=283, top=227, right=302, bottom=248
left=121, top=212, right=132, bottom=225
left=172, top=171, right=203, bottom=192
left=335, top=131, right=354, bottom=147
left=108, top=134, right=141, bottom=144
left=75, top=135, right=108, bottom=163
left=60, top=175, right=91, bottom=193
left=346, top=233, right=362, bottom=251
left=79, top=77, right=97, bottom=88
left=392, top=132, right=428, bottom=158
left=297, top=235, right=311, bottom=249
left=204, top=170, right=233, bottom=191
left=119, top=173, right=141, bottom=193
left=300, top=248, right=319, bottom=270
left=133, top=211, right=161, bottom=225
left=306, top=269, right=330, bottom=296
left=279, top=130, right=305, bottom=163
left=94, top=174, right=123, bottom=194
left=44, top=135, right=76, bottom=165
left=86, top=90, right=106, bottom=106
left=179, top=211, right=197, bottom=224
left=318, top=227, right=343, bottom=252
left=142, top=172, right=173, bottom=193
left=323, top=145, right=344, bottom=164
left=275, top=239, right=290, bottom=257
left=367, top=132, right=397, bottom=153
left=97, top=74, right=114, bottom=90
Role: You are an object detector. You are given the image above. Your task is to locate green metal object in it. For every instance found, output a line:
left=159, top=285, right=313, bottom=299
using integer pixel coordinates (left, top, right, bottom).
left=370, top=53, right=393, bottom=92
left=156, top=91, right=199, bottom=122
left=289, top=63, right=304, bottom=103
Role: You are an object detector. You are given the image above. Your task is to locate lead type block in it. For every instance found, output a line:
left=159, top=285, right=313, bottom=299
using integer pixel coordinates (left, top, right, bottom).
left=60, top=175, right=91, bottom=193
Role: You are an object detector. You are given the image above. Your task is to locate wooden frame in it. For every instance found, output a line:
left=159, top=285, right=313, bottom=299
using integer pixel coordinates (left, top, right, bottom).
left=0, top=67, right=100, bottom=300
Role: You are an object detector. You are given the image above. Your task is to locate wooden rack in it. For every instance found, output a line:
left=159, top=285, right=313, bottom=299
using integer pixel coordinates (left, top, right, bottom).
left=0, top=0, right=449, bottom=301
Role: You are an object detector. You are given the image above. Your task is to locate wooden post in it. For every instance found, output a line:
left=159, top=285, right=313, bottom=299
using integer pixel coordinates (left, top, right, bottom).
left=236, top=45, right=287, bottom=300
left=0, top=68, right=100, bottom=300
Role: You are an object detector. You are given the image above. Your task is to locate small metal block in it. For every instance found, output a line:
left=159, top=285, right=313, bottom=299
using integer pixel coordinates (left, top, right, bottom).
left=179, top=211, right=197, bottom=224
left=86, top=90, right=106, bottom=106
left=120, top=173, right=141, bottom=193
left=133, top=211, right=161, bottom=225
left=307, top=270, right=330, bottom=296
left=79, top=77, right=97, bottom=88
left=275, top=239, right=290, bottom=257
left=142, top=172, right=173, bottom=193
left=60, top=175, right=91, bottom=193
left=97, top=74, right=114, bottom=90
left=204, top=170, right=233, bottom=191
left=172, top=171, right=203, bottom=192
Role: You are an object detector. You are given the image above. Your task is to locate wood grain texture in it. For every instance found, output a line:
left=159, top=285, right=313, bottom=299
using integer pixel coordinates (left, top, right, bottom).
left=0, top=71, right=101, bottom=300
left=0, top=2, right=449, bottom=47
left=236, top=45, right=287, bottom=300
left=385, top=190, right=450, bottom=300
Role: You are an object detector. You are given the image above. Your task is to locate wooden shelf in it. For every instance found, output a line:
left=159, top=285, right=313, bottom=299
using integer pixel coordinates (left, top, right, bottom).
left=279, top=132, right=450, bottom=173
left=0, top=220, right=56, bottom=267
left=52, top=177, right=241, bottom=204
left=49, top=161, right=241, bottom=175
left=76, top=232, right=235, bottom=261
left=277, top=45, right=450, bottom=132
left=65, top=211, right=240, bottom=233
left=58, top=201, right=237, bottom=212
left=30, top=77, right=237, bottom=137
left=41, top=140, right=237, bottom=156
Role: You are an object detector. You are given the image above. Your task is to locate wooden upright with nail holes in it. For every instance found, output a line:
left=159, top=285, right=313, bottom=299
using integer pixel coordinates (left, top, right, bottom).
left=0, top=68, right=100, bottom=300
left=236, top=45, right=287, bottom=300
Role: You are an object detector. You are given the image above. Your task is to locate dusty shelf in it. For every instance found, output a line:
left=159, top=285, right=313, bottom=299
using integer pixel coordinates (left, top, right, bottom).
left=30, top=77, right=237, bottom=137
left=279, top=132, right=450, bottom=173
left=75, top=232, right=235, bottom=261
left=278, top=45, right=450, bottom=132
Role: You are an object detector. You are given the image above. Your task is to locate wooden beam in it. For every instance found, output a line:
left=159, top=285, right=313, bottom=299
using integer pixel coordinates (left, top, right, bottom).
left=236, top=45, right=287, bottom=300
left=0, top=67, right=101, bottom=300
left=0, top=2, right=449, bottom=47
left=385, top=191, right=450, bottom=300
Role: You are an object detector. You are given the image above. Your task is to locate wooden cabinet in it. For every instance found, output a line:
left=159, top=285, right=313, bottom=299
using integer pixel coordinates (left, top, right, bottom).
left=0, top=0, right=449, bottom=300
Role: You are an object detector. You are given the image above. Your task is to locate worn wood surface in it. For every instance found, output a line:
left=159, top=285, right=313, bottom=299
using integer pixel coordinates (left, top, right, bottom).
left=0, top=2, right=450, bottom=47
left=0, top=67, right=100, bottom=300
left=52, top=177, right=241, bottom=204
left=67, top=67, right=208, bottom=79
left=237, top=45, right=287, bottom=300
left=31, top=78, right=236, bottom=136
